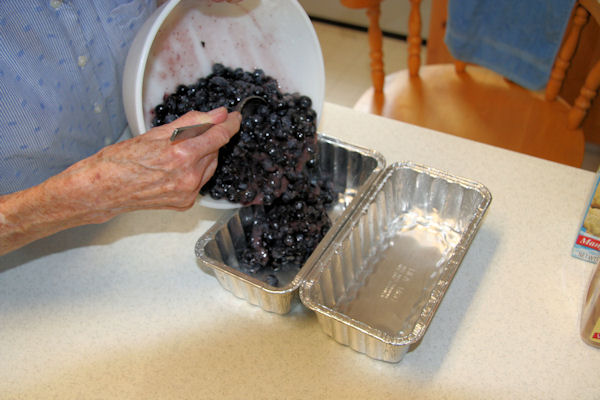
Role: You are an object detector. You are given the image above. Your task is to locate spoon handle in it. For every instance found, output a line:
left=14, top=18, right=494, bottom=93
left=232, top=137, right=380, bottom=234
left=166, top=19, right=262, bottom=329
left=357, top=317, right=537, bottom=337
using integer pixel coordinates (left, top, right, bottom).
left=170, top=122, right=214, bottom=142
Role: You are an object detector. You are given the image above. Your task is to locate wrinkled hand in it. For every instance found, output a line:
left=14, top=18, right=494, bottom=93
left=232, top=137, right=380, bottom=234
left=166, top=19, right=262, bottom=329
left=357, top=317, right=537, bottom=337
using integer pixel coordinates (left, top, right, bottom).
left=61, top=107, right=241, bottom=223
left=0, top=107, right=241, bottom=255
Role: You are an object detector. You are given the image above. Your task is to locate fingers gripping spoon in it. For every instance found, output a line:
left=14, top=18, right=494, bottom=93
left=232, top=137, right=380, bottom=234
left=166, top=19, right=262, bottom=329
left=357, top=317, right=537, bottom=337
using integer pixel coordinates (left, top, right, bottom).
left=170, top=96, right=266, bottom=143
left=169, top=96, right=267, bottom=209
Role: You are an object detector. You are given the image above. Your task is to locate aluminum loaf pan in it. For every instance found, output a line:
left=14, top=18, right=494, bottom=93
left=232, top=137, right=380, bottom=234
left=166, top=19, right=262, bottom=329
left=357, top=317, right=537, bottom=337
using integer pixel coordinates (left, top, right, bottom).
left=299, top=162, right=492, bottom=362
left=195, top=134, right=386, bottom=314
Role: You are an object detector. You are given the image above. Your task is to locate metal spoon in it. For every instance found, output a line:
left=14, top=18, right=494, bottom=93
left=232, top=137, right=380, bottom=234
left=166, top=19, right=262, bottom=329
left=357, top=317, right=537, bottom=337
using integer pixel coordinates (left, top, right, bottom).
left=169, top=95, right=267, bottom=143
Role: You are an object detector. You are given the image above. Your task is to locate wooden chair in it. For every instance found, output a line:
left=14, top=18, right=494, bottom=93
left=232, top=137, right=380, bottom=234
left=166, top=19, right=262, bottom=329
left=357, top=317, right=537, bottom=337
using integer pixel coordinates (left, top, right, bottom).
left=340, top=0, right=600, bottom=167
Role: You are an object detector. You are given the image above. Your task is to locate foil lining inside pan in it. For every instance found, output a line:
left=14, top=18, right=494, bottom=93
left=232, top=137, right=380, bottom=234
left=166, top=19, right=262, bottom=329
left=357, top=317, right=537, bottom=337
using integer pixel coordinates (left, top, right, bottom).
left=299, top=162, right=492, bottom=362
left=195, top=135, right=386, bottom=314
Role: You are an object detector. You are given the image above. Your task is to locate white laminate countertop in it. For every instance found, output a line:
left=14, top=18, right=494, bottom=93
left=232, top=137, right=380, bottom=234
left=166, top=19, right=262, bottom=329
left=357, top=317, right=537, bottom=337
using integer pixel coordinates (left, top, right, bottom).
left=1, top=103, right=599, bottom=399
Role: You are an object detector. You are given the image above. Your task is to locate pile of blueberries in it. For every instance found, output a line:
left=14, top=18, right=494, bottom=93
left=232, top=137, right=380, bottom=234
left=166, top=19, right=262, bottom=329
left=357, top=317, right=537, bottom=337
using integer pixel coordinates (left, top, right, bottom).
left=152, top=64, right=335, bottom=284
left=237, top=169, right=334, bottom=286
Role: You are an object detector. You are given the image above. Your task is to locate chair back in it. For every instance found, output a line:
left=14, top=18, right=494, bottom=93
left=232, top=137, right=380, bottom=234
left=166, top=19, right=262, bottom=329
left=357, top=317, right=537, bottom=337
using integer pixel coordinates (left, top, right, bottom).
left=341, top=0, right=600, bottom=167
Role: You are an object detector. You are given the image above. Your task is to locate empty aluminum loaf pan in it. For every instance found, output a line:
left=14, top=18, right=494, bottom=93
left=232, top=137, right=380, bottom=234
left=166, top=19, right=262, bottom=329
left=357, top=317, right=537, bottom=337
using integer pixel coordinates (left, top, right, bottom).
left=195, top=134, right=386, bottom=314
left=299, top=162, right=492, bottom=362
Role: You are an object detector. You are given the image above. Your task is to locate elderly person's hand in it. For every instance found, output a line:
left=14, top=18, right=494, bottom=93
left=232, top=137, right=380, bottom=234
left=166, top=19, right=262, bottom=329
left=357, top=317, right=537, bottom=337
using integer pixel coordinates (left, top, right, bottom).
left=0, top=108, right=241, bottom=256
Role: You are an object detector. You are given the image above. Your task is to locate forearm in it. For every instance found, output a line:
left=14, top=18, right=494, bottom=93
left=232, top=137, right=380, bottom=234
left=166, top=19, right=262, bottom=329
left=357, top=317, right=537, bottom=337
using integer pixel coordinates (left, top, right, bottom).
left=0, top=169, right=111, bottom=256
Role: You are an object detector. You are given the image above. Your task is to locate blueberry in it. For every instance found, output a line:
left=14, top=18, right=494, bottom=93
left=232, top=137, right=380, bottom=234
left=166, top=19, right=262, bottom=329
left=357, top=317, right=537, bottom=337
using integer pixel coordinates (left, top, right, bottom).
left=284, top=234, right=294, bottom=247
left=263, top=193, right=275, bottom=205
left=176, top=84, right=188, bottom=96
left=265, top=274, right=279, bottom=287
left=298, top=95, right=312, bottom=109
left=242, top=189, right=256, bottom=203
left=155, top=104, right=167, bottom=118
left=209, top=76, right=229, bottom=87
left=212, top=63, right=226, bottom=76
left=164, top=114, right=177, bottom=123
left=233, top=67, right=244, bottom=79
left=165, top=96, right=177, bottom=112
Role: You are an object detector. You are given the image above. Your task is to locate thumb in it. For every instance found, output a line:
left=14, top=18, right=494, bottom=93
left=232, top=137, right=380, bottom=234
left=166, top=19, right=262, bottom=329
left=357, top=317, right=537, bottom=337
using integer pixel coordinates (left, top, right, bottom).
left=147, top=107, right=230, bottom=139
left=183, top=110, right=242, bottom=155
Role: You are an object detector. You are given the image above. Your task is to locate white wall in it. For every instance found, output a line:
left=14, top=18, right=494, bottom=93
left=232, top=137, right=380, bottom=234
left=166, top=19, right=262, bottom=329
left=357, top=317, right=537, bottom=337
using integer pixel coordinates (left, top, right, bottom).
left=297, top=0, right=431, bottom=39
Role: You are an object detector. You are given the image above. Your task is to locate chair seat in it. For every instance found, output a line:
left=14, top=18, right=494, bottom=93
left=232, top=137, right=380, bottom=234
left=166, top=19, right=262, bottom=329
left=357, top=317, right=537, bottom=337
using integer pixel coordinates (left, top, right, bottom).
left=354, top=64, right=586, bottom=167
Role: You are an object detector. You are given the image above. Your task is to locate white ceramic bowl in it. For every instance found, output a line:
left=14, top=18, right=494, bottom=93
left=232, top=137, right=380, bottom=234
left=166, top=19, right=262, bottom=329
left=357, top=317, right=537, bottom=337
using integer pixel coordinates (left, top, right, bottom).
left=123, top=0, right=325, bottom=137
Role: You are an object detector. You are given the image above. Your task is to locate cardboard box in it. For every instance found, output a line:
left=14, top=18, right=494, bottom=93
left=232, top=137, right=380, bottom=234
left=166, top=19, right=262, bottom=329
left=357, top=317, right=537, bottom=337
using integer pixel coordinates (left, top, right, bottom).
left=573, top=170, right=600, bottom=263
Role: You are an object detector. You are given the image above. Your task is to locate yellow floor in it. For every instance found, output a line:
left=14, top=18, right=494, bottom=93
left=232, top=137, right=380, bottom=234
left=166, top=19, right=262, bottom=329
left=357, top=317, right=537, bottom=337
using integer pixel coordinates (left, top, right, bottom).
left=313, top=20, right=410, bottom=109
left=313, top=20, right=600, bottom=171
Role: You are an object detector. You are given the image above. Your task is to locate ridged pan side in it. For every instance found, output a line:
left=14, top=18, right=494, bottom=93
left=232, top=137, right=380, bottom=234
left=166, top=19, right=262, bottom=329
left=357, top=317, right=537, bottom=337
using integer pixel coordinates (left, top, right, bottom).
left=300, top=162, right=492, bottom=362
left=315, top=312, right=409, bottom=362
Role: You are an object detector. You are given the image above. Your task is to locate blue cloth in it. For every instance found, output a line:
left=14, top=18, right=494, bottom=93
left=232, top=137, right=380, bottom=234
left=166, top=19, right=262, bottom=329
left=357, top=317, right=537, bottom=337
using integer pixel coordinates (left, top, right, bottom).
left=0, top=0, right=156, bottom=194
left=444, top=0, right=576, bottom=91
